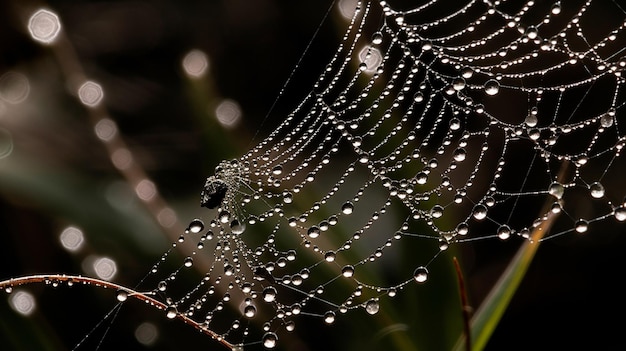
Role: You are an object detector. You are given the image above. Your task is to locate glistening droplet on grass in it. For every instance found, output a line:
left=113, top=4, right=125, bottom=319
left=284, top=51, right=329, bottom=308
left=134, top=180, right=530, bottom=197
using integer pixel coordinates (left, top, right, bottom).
left=28, top=9, right=61, bottom=44
left=365, top=299, right=380, bottom=315
left=413, top=266, right=428, bottom=283
left=78, top=81, right=104, bottom=107
left=484, top=79, right=500, bottom=95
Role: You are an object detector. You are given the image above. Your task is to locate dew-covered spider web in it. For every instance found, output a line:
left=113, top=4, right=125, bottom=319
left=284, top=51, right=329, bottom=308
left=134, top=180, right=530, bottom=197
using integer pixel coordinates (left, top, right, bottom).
left=138, top=0, right=626, bottom=349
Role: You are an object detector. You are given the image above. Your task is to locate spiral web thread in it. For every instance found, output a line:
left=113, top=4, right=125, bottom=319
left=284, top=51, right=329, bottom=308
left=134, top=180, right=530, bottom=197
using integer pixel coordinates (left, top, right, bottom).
left=143, top=1, right=626, bottom=349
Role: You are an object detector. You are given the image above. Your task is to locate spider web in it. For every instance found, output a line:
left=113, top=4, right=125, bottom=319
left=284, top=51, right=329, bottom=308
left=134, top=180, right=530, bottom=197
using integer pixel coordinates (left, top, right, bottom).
left=141, top=0, right=626, bottom=349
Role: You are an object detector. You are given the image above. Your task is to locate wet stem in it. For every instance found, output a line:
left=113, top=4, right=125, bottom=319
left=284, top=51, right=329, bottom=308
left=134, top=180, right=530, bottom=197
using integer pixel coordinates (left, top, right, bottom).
left=0, top=274, right=234, bottom=350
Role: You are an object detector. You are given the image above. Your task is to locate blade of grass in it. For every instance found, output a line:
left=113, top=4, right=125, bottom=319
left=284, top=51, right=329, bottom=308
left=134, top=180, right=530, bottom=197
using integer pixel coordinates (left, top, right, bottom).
left=451, top=212, right=557, bottom=351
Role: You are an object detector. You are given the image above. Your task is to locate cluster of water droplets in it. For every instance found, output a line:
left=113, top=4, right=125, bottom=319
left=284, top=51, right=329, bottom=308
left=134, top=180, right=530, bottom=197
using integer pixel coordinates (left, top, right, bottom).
left=138, top=0, right=626, bottom=349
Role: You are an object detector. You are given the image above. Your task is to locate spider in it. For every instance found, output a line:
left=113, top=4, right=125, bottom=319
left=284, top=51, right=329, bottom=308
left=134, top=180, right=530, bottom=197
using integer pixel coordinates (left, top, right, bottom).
left=200, top=177, right=228, bottom=209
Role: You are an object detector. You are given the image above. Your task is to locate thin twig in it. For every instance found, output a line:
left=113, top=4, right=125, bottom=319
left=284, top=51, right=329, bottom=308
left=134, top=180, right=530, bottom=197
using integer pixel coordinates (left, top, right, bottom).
left=0, top=274, right=234, bottom=350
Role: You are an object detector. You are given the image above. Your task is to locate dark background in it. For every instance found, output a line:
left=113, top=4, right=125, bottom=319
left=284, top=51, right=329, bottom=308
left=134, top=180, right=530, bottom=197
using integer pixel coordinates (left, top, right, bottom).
left=0, top=1, right=625, bottom=350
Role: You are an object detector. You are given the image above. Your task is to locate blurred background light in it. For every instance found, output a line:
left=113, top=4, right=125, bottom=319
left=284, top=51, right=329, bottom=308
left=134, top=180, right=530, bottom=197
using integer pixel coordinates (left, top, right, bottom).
left=182, top=49, right=209, bottom=78
left=358, top=46, right=382, bottom=74
left=9, top=290, right=36, bottom=316
left=135, top=179, right=157, bottom=201
left=78, top=81, right=104, bottom=107
left=28, top=9, right=62, bottom=44
left=91, top=256, right=117, bottom=280
left=214, top=99, right=242, bottom=128
left=59, top=226, right=85, bottom=252
left=0, top=128, right=13, bottom=159
left=338, top=0, right=358, bottom=20
left=135, top=322, right=158, bottom=346
left=0, top=72, right=30, bottom=104
left=94, top=118, right=118, bottom=142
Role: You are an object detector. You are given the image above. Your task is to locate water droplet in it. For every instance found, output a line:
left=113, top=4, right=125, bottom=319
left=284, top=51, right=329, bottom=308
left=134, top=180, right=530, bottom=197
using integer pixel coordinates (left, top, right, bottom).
left=224, top=264, right=234, bottom=276
left=414, top=92, right=424, bottom=102
left=413, top=266, right=429, bottom=283
left=524, top=114, right=538, bottom=127
left=187, top=218, right=204, bottom=233
left=116, top=289, right=128, bottom=302
left=358, top=152, right=370, bottom=163
left=262, top=332, right=278, bottom=349
left=452, top=77, right=466, bottom=91
left=600, top=113, right=614, bottom=128
left=365, top=299, right=380, bottom=315
left=484, top=79, right=500, bottom=95
left=551, top=2, right=561, bottom=15
left=342, top=201, right=354, bottom=215
left=614, top=207, right=626, bottom=221
left=157, top=281, right=167, bottom=292
left=590, top=182, right=605, bottom=198
left=372, top=31, right=383, bottom=45
left=307, top=226, right=321, bottom=238
left=285, top=320, right=296, bottom=331
left=461, top=67, right=473, bottom=79
left=525, top=26, right=539, bottom=39
left=272, top=165, right=283, bottom=175
left=342, top=265, right=355, bottom=277
left=416, top=172, right=428, bottom=184
left=449, top=117, right=462, bottom=130
left=472, top=205, right=488, bottom=220
left=324, top=251, right=336, bottom=262
left=230, top=219, right=246, bottom=234
left=184, top=257, right=193, bottom=267
left=497, top=225, right=511, bottom=240
left=244, top=305, right=257, bottom=318
left=324, top=311, right=336, bottom=324
left=283, top=192, right=293, bottom=203
left=575, top=219, right=588, bottom=233
left=219, top=210, right=231, bottom=224
left=263, top=287, right=277, bottom=302
left=456, top=222, right=469, bottom=235
left=430, top=205, right=444, bottom=218
left=548, top=182, right=564, bottom=199
left=453, top=148, right=467, bottom=162
left=165, top=306, right=177, bottom=319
